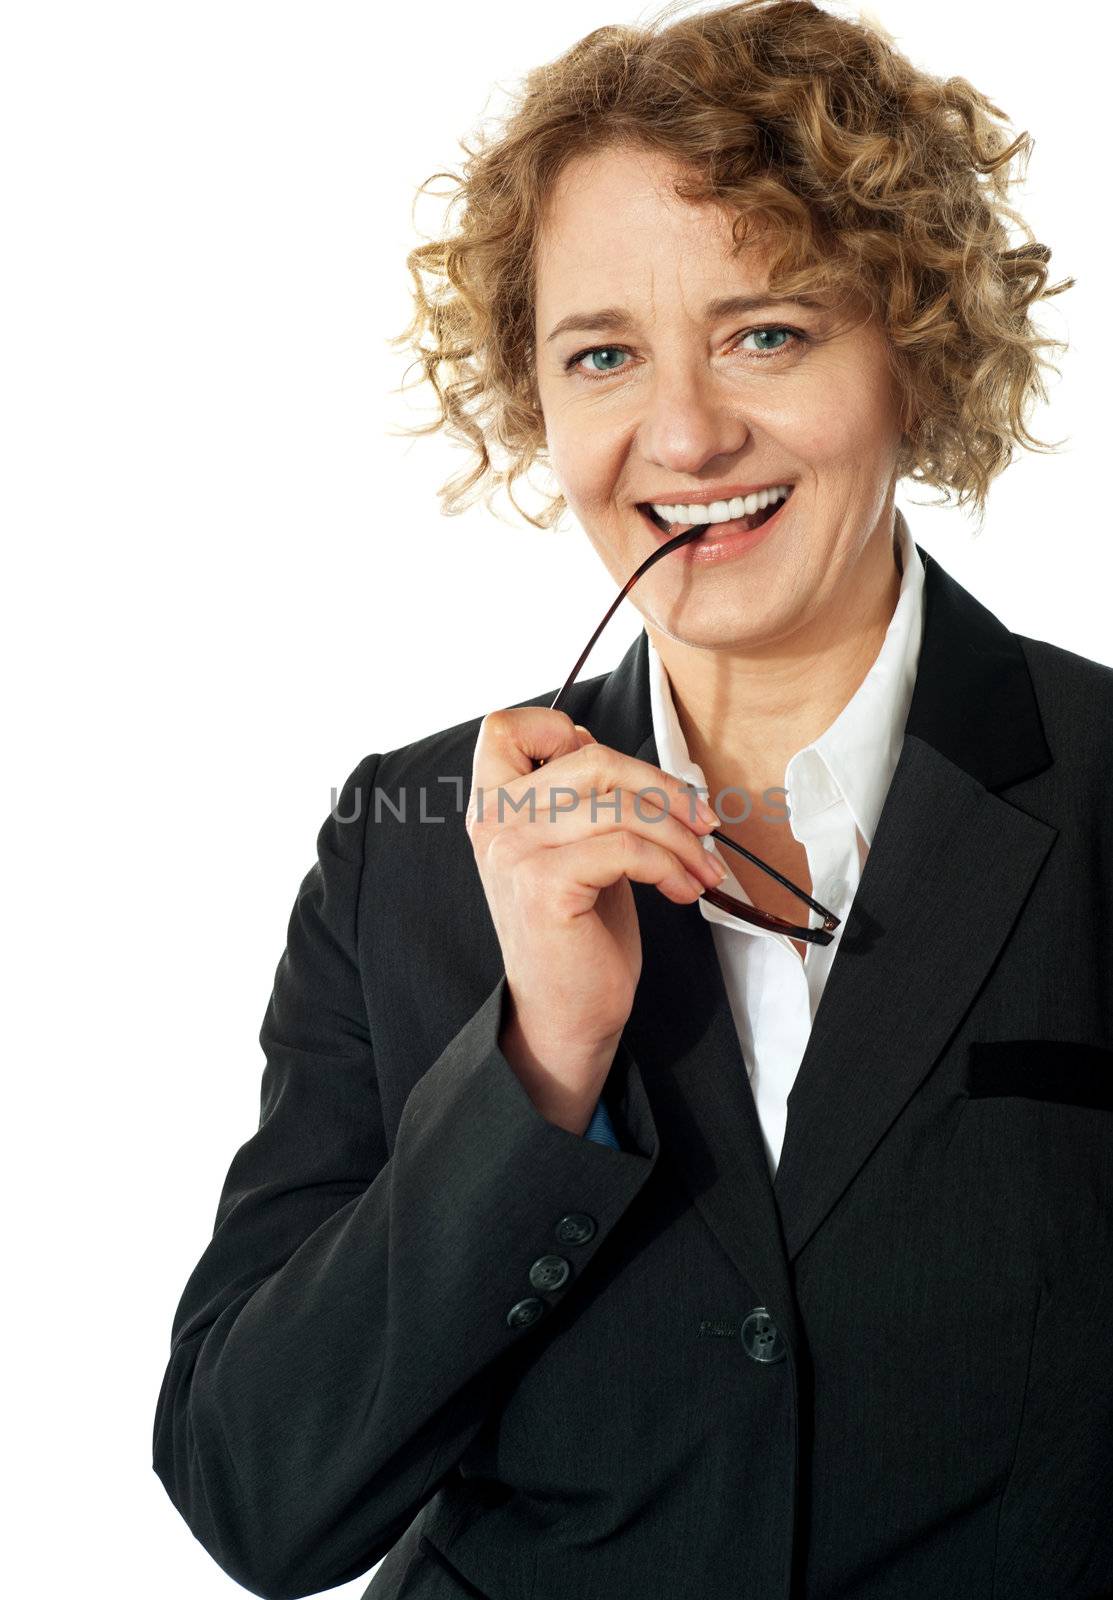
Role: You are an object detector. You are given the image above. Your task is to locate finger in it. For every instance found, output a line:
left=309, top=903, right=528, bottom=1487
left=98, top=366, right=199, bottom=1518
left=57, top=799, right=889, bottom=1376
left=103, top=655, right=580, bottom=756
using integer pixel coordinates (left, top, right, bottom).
left=504, top=744, right=718, bottom=835
left=538, top=830, right=717, bottom=917
left=472, top=707, right=583, bottom=791
left=488, top=784, right=727, bottom=887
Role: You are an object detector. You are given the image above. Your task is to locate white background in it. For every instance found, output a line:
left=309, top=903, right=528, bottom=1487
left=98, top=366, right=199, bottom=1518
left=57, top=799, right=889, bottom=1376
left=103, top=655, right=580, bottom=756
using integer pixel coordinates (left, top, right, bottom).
left=2, top=1, right=1107, bottom=1595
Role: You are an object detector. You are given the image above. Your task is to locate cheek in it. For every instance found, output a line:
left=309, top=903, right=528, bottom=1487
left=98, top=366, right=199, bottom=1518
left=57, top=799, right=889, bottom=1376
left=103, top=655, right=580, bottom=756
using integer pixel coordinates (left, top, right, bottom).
left=780, top=335, right=902, bottom=462
left=547, top=420, right=624, bottom=507
left=780, top=386, right=899, bottom=467
left=769, top=407, right=852, bottom=467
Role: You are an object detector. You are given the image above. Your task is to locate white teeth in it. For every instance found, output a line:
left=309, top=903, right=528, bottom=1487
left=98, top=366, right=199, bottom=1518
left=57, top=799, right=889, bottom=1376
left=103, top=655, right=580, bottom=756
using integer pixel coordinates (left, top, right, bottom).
left=649, top=485, right=792, bottom=526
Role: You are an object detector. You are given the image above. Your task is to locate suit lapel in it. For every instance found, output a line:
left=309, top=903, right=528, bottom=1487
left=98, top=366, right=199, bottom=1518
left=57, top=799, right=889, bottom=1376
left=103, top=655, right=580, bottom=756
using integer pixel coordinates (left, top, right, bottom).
left=583, top=632, right=796, bottom=1345
left=621, top=858, right=800, bottom=1349
left=773, top=549, right=1058, bottom=1258
left=772, top=731, right=1056, bottom=1259
left=579, top=541, right=1058, bottom=1310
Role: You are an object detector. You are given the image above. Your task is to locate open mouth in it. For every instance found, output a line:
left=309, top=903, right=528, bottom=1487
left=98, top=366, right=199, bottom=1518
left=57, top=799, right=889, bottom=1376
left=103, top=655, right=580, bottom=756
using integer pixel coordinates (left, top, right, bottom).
left=638, top=488, right=794, bottom=539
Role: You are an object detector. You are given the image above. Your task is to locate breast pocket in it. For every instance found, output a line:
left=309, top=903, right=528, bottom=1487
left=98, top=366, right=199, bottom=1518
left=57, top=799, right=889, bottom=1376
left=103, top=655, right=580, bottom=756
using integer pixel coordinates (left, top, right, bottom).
left=966, top=1038, right=1113, bottom=1110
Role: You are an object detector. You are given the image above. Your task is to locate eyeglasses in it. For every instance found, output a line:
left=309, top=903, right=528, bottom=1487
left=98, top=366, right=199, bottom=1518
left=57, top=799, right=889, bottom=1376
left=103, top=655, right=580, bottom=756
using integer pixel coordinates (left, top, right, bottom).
left=541, top=521, right=841, bottom=947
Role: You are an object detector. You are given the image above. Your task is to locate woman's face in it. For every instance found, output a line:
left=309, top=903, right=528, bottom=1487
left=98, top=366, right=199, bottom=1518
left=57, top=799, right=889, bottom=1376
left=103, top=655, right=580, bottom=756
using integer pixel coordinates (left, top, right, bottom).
left=533, top=145, right=907, bottom=650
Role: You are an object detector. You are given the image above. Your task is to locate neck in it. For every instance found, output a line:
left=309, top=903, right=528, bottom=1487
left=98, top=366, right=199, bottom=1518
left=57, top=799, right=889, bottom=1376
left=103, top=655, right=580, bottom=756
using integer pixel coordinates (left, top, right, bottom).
left=645, top=514, right=904, bottom=807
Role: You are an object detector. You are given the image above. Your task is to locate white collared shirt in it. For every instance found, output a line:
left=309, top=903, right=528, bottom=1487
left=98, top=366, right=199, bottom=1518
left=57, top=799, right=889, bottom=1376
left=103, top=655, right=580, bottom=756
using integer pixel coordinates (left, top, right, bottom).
left=643, top=508, right=926, bottom=1179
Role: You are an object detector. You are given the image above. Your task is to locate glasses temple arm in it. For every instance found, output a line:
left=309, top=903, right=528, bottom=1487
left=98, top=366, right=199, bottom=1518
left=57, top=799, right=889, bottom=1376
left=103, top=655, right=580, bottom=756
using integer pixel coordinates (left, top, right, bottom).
left=548, top=526, right=707, bottom=714
left=710, top=828, right=839, bottom=927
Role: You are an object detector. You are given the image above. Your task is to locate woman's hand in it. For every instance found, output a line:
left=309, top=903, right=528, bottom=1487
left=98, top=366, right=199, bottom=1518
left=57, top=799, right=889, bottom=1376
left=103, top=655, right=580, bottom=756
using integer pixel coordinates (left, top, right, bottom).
left=466, top=707, right=725, bottom=1135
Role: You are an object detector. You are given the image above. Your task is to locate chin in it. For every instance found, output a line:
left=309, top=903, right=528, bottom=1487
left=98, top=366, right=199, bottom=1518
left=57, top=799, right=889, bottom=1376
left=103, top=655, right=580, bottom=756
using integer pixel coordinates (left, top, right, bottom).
left=646, top=607, right=761, bottom=651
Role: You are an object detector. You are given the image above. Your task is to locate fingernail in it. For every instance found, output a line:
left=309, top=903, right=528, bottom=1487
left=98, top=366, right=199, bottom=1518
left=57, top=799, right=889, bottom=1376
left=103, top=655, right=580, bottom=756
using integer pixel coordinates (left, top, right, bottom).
left=696, top=798, right=718, bottom=825
left=698, top=852, right=727, bottom=884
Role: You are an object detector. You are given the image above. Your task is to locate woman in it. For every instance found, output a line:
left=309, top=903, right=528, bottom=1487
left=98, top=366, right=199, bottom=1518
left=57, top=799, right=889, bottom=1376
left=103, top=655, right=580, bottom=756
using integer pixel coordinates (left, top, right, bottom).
left=152, top=3, right=1113, bottom=1597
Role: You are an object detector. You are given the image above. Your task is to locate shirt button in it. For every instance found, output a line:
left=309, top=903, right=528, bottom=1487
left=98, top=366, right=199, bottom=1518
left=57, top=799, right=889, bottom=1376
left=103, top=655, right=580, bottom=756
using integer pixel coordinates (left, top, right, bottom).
left=528, top=1255, right=571, bottom=1292
left=554, top=1212, right=596, bottom=1245
left=506, top=1297, right=545, bottom=1329
left=741, top=1306, right=787, bottom=1364
left=823, top=876, right=848, bottom=903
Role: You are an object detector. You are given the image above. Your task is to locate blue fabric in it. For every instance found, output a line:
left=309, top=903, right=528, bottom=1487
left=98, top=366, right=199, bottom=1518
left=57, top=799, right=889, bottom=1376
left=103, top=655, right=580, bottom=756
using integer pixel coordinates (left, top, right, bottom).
left=583, top=1097, right=621, bottom=1150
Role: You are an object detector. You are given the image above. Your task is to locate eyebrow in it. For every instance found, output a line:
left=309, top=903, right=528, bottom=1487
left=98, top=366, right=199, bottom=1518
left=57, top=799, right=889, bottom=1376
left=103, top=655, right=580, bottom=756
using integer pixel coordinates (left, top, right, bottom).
left=544, top=293, right=828, bottom=344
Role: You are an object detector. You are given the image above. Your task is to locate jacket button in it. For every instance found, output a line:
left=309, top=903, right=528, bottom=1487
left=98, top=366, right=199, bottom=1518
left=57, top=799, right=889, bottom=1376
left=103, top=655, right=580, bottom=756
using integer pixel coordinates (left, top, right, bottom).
left=741, top=1307, right=787, bottom=1364
left=529, top=1255, right=571, bottom=1292
left=506, top=1297, right=545, bottom=1329
left=555, top=1213, right=596, bottom=1245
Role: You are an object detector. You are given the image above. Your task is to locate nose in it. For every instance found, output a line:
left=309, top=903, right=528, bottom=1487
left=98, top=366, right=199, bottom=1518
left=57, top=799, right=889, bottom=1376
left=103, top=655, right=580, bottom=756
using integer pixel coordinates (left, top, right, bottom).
left=638, top=363, right=753, bottom=478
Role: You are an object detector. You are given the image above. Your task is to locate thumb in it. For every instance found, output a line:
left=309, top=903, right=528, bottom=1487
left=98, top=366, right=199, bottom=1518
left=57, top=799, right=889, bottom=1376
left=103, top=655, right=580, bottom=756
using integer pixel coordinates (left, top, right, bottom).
left=574, top=724, right=596, bottom=747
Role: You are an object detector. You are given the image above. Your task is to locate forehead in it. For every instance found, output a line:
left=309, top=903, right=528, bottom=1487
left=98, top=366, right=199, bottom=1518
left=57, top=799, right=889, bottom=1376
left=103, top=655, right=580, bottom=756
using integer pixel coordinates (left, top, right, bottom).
left=534, top=146, right=778, bottom=312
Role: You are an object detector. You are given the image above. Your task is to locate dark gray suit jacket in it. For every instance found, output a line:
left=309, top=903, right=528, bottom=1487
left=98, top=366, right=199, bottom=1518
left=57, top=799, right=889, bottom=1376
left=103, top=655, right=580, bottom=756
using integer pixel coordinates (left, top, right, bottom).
left=152, top=542, right=1113, bottom=1600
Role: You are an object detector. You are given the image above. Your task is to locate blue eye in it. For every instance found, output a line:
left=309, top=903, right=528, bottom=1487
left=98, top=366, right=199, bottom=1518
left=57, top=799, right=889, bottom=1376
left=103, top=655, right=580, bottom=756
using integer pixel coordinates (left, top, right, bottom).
left=564, top=326, right=806, bottom=381
left=743, top=327, right=793, bottom=354
left=570, top=347, right=629, bottom=376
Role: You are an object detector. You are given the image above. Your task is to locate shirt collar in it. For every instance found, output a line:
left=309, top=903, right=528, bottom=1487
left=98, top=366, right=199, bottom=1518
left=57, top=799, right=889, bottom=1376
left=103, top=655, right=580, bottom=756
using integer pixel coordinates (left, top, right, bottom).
left=647, top=507, right=925, bottom=853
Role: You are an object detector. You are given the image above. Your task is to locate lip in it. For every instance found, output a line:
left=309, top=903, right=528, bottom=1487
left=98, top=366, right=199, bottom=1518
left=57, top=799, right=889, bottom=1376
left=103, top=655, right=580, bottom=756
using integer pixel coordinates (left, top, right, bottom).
left=638, top=485, right=795, bottom=563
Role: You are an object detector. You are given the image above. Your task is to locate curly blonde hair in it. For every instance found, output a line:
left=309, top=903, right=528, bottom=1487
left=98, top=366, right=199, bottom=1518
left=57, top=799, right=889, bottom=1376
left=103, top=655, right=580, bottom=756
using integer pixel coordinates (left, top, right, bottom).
left=388, top=0, right=1074, bottom=535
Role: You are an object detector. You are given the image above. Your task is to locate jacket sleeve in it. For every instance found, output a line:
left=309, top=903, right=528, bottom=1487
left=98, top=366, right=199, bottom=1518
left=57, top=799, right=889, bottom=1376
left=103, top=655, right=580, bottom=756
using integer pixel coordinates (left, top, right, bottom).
left=151, top=752, right=659, bottom=1600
